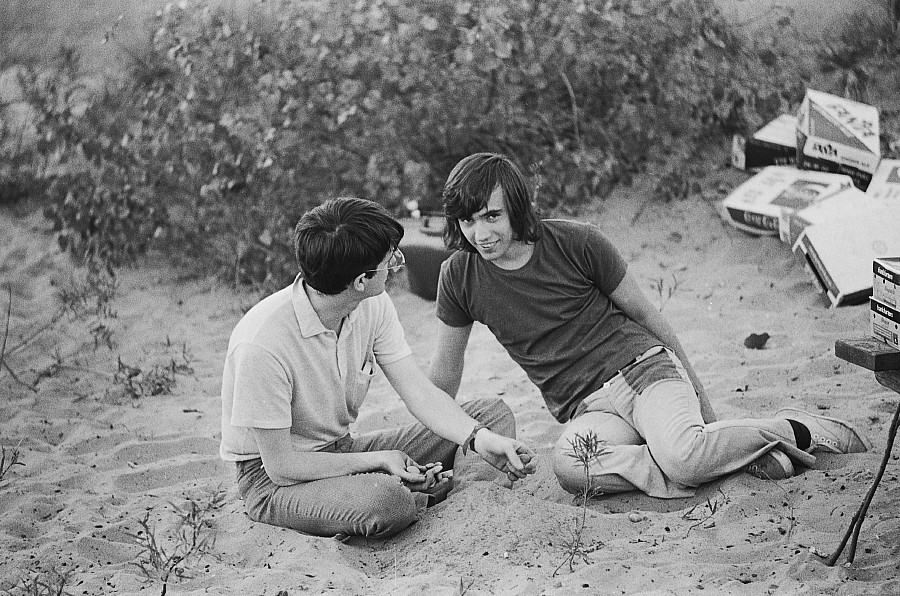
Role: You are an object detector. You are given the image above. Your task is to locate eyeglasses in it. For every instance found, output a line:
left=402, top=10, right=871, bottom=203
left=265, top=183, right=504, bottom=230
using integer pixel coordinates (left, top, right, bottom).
left=367, top=248, right=405, bottom=273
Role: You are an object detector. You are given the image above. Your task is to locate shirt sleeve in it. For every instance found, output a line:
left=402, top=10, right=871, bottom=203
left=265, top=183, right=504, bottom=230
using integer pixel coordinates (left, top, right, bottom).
left=229, top=342, right=293, bottom=429
left=372, top=293, right=413, bottom=365
left=436, top=256, right=475, bottom=327
left=582, top=224, right=628, bottom=295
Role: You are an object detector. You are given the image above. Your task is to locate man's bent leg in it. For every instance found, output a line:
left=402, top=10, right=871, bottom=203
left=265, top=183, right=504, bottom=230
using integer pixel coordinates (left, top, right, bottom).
left=632, top=378, right=813, bottom=488
left=236, top=459, right=417, bottom=538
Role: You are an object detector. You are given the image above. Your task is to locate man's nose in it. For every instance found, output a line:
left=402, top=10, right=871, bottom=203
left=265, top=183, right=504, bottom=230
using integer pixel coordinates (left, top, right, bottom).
left=473, top=220, right=490, bottom=240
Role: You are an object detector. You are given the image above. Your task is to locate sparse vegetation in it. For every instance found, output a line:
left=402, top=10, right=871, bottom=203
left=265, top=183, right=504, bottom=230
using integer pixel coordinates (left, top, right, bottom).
left=0, top=260, right=118, bottom=392
left=109, top=343, right=194, bottom=402
left=0, top=439, right=25, bottom=485
left=128, top=490, right=225, bottom=596
left=681, top=488, right=728, bottom=537
left=553, top=430, right=608, bottom=576
left=654, top=273, right=681, bottom=312
left=2, top=567, right=72, bottom=596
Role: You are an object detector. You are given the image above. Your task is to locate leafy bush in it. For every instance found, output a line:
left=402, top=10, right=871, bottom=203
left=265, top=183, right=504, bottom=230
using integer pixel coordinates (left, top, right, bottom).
left=21, top=0, right=808, bottom=285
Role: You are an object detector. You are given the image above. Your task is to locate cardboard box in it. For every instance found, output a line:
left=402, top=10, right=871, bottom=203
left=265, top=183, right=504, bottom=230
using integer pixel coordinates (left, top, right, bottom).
left=721, top=166, right=852, bottom=236
left=796, top=89, right=880, bottom=190
left=784, top=186, right=877, bottom=247
left=793, top=205, right=900, bottom=307
left=871, top=297, right=900, bottom=350
left=873, top=256, right=900, bottom=308
left=866, top=159, right=900, bottom=201
left=731, top=114, right=798, bottom=170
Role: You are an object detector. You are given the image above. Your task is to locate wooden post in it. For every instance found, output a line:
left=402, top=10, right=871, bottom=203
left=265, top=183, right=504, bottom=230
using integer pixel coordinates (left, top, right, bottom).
left=827, top=339, right=900, bottom=566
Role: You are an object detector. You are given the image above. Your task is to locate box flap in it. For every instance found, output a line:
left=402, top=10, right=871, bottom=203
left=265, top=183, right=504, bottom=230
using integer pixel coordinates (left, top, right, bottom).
left=866, top=159, right=900, bottom=200
left=804, top=89, right=880, bottom=155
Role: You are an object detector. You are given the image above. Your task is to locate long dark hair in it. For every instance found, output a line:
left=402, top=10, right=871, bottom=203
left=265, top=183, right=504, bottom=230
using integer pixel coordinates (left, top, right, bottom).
left=442, top=153, right=541, bottom=252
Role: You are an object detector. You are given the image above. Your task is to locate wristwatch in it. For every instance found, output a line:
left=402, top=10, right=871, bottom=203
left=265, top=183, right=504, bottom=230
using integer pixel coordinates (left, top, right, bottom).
left=461, top=424, right=488, bottom=455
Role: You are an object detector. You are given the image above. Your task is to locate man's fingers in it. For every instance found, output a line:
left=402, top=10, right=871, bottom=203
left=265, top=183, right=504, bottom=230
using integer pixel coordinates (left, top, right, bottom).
left=515, top=444, right=537, bottom=474
left=505, top=444, right=525, bottom=471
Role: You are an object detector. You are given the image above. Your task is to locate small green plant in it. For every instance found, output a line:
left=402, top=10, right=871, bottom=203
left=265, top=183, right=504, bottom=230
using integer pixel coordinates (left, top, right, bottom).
left=553, top=430, right=608, bottom=576
left=128, top=490, right=225, bottom=596
left=0, top=439, right=25, bottom=484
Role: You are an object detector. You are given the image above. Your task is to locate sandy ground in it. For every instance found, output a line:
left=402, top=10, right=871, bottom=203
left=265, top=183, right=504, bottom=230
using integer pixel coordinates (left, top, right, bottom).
left=1, top=160, right=899, bottom=595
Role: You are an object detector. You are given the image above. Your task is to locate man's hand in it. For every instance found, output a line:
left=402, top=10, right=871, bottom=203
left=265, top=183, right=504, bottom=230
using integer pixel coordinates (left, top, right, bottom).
left=402, top=462, right=446, bottom=492
left=473, top=430, right=537, bottom=483
left=376, top=450, right=428, bottom=484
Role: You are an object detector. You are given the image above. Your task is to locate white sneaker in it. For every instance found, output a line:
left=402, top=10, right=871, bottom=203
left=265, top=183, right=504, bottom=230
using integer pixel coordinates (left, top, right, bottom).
left=777, top=408, right=871, bottom=454
left=745, top=449, right=794, bottom=480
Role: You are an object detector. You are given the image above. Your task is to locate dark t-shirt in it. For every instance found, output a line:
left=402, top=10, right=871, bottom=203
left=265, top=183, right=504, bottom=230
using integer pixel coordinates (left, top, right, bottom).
left=436, top=219, right=662, bottom=422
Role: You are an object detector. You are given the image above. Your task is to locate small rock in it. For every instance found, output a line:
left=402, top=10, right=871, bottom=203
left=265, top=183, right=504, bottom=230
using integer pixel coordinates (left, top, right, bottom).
left=744, top=332, right=770, bottom=349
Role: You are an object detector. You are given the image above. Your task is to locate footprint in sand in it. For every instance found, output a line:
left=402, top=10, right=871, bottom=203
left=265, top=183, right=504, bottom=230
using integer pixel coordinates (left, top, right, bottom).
left=114, top=458, right=224, bottom=493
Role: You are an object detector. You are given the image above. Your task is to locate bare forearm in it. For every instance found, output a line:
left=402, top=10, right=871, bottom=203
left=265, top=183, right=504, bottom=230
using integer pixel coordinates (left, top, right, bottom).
left=428, top=358, right=464, bottom=397
left=259, top=444, right=381, bottom=486
left=404, top=388, right=475, bottom=446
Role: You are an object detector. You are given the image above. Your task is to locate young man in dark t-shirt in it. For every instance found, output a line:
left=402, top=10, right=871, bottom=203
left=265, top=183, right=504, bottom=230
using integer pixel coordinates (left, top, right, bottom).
left=429, top=153, right=870, bottom=498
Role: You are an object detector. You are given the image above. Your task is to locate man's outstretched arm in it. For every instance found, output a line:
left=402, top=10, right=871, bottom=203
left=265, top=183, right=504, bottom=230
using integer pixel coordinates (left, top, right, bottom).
left=427, top=321, right=472, bottom=397
left=383, top=354, right=536, bottom=480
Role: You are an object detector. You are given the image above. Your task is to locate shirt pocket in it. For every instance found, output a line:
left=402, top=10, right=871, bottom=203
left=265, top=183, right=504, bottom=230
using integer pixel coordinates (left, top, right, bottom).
left=348, top=353, right=376, bottom=412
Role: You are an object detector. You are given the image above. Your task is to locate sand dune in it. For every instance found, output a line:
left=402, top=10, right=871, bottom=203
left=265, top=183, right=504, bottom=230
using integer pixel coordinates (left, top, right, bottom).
left=1, top=165, right=898, bottom=594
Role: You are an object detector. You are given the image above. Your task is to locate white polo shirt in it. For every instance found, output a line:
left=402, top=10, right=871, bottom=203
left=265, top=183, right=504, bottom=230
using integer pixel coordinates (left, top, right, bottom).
left=219, top=275, right=412, bottom=461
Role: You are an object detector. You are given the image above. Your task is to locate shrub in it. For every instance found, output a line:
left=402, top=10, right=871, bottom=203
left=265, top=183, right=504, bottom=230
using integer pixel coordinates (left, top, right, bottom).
left=21, top=0, right=807, bottom=285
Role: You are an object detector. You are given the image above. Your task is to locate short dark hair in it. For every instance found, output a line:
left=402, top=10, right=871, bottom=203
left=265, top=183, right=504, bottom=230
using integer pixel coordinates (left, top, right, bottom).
left=441, top=153, right=541, bottom=252
left=293, top=197, right=404, bottom=295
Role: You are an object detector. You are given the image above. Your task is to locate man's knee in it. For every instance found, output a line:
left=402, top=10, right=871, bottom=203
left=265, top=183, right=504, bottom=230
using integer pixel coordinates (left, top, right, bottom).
left=551, top=440, right=637, bottom=496
left=466, top=397, right=516, bottom=438
left=356, top=479, right=419, bottom=538
left=552, top=445, right=586, bottom=495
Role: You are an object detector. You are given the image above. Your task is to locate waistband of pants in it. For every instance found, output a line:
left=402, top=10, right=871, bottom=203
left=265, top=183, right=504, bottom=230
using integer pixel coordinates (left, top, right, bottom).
left=568, top=346, right=667, bottom=420
left=618, top=345, right=666, bottom=374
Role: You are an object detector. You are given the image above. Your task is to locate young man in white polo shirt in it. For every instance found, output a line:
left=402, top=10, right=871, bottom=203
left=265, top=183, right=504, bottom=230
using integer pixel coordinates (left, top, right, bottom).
left=220, top=197, right=535, bottom=538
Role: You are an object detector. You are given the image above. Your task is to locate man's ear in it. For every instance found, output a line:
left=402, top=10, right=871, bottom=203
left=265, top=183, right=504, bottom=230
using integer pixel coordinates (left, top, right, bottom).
left=352, top=273, right=368, bottom=292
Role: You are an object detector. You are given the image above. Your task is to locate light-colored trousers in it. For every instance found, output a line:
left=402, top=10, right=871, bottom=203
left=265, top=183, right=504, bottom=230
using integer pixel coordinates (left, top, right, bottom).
left=552, top=347, right=815, bottom=499
left=235, top=397, right=515, bottom=538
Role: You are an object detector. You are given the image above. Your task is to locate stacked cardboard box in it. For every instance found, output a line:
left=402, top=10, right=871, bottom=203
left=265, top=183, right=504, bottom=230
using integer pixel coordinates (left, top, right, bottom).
left=871, top=258, right=900, bottom=349
left=873, top=257, right=900, bottom=307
